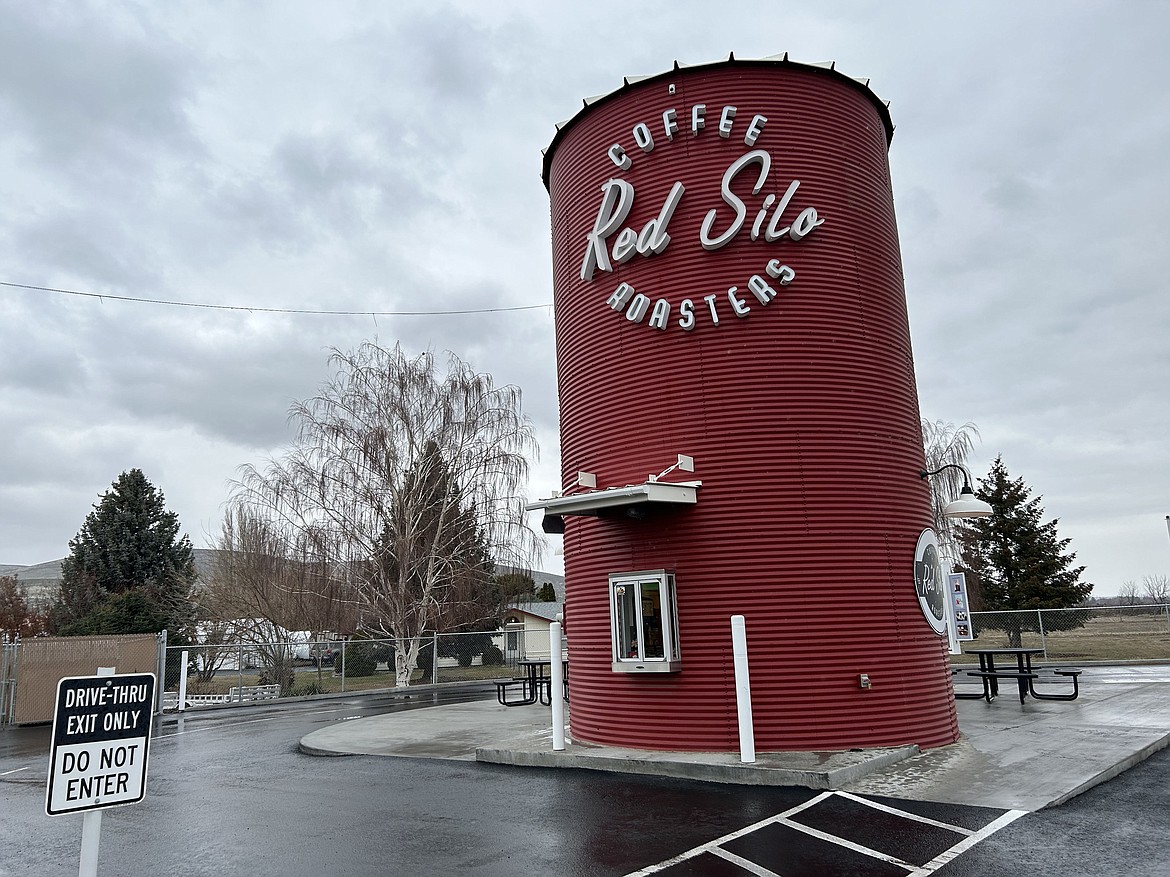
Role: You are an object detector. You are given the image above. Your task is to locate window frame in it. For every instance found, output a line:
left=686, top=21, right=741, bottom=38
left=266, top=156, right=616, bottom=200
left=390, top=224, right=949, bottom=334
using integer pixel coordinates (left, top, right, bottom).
left=608, top=569, right=681, bottom=673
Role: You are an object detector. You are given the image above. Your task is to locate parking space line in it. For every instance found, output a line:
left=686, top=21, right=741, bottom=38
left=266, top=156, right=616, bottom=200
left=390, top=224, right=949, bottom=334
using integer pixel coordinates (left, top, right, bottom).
left=905, top=809, right=1027, bottom=876
left=775, top=817, right=917, bottom=868
left=708, top=846, right=783, bottom=876
left=625, top=792, right=1025, bottom=877
left=623, top=792, right=834, bottom=875
left=835, top=791, right=976, bottom=835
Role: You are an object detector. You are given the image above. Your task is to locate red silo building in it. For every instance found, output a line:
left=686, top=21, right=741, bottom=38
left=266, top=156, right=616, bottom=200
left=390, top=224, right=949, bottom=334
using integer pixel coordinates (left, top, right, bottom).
left=532, top=56, right=959, bottom=752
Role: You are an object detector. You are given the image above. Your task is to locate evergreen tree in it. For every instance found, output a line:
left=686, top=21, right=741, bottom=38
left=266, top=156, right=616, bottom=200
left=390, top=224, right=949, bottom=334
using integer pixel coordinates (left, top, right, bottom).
left=494, top=572, right=536, bottom=604
left=957, top=456, right=1091, bottom=644
left=50, top=469, right=197, bottom=638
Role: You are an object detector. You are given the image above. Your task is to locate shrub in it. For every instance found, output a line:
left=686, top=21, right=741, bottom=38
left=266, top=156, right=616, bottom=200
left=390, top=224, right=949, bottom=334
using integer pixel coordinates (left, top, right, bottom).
left=439, top=632, right=493, bottom=667
left=481, top=645, right=504, bottom=666
left=293, top=680, right=324, bottom=697
left=415, top=642, right=434, bottom=683
left=343, top=643, right=378, bottom=677
left=365, top=641, right=394, bottom=668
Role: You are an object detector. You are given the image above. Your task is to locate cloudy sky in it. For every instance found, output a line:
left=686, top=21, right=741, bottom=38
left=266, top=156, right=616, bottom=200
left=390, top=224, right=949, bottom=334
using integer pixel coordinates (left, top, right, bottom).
left=1, top=1, right=1167, bottom=595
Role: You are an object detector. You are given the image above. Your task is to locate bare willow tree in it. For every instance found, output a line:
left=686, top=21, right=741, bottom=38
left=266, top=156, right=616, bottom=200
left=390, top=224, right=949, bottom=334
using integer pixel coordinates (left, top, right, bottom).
left=232, top=342, right=539, bottom=687
left=921, top=419, right=980, bottom=565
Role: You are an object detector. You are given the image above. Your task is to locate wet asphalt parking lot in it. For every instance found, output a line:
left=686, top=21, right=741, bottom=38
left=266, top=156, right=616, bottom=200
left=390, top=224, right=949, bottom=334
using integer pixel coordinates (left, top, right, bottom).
left=1, top=689, right=1166, bottom=876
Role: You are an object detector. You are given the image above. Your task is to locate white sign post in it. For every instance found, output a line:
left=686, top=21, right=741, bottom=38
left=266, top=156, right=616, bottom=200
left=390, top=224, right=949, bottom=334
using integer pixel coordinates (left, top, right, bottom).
left=45, top=668, right=156, bottom=877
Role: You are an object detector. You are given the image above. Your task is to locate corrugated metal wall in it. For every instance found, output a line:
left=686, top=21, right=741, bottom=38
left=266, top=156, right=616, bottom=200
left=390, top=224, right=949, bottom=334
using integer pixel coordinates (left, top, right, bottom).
left=545, top=60, right=959, bottom=751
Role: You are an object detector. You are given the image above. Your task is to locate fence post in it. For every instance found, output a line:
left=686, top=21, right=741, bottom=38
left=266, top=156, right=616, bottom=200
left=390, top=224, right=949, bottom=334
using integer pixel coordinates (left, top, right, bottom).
left=1037, top=610, right=1048, bottom=661
left=0, top=637, right=15, bottom=725
left=237, top=644, right=244, bottom=702
left=1164, top=602, right=1170, bottom=635
left=433, top=631, right=439, bottom=684
left=340, top=639, right=347, bottom=692
left=155, top=630, right=168, bottom=715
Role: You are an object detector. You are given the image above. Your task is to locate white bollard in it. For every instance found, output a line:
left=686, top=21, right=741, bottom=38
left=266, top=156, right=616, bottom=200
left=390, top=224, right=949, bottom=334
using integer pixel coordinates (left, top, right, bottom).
left=731, top=615, right=755, bottom=764
left=550, top=621, right=565, bottom=751
left=177, top=650, right=190, bottom=712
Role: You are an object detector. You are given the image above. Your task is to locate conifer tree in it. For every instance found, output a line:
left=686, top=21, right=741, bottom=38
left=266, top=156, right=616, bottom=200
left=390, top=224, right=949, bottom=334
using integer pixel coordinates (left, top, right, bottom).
left=957, top=456, right=1091, bottom=644
left=50, top=469, right=197, bottom=638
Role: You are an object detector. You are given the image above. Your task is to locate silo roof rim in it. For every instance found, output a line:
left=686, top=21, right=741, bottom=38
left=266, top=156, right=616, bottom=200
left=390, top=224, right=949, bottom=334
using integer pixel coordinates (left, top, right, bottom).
left=541, top=54, right=894, bottom=189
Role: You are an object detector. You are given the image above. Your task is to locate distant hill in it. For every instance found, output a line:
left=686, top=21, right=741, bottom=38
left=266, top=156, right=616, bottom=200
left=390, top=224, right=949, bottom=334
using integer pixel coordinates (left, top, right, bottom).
left=2, top=551, right=219, bottom=605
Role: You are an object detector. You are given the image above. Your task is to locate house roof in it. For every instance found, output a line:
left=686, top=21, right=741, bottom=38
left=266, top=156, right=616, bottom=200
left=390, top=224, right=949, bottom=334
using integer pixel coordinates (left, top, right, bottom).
left=505, top=602, right=562, bottom=622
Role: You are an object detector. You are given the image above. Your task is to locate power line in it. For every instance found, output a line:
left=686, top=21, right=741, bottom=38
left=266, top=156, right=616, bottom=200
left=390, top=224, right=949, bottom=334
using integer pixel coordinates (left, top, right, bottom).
left=1, top=280, right=551, bottom=317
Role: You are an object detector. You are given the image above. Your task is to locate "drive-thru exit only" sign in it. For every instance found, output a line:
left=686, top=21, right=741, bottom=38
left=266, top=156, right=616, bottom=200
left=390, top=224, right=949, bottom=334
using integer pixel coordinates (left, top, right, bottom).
left=45, top=672, right=156, bottom=816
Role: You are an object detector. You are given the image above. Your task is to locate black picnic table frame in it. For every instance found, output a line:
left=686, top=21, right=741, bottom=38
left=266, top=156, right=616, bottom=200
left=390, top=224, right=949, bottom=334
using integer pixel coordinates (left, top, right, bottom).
left=957, top=647, right=1081, bottom=704
left=495, top=658, right=568, bottom=707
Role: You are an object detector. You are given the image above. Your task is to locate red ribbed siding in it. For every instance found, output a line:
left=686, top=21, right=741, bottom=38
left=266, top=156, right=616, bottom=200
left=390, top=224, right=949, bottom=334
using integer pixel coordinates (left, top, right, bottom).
left=545, top=60, right=959, bottom=751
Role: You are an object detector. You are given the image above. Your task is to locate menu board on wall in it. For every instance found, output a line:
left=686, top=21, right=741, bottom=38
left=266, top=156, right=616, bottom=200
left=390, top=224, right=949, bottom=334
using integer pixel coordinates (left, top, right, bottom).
left=948, top=572, right=975, bottom=642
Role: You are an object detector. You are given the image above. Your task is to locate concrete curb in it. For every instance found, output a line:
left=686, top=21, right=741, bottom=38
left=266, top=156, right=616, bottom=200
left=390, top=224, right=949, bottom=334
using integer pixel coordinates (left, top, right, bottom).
left=475, top=743, right=919, bottom=790
left=1046, top=730, right=1170, bottom=809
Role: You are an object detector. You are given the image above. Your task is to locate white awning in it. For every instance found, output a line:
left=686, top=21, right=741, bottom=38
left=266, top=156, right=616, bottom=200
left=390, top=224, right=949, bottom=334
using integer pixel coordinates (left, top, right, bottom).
left=526, top=480, right=700, bottom=517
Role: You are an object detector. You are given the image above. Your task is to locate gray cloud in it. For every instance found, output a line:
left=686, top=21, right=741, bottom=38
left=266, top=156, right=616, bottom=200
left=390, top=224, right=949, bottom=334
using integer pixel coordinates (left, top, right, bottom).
left=0, top=2, right=1167, bottom=592
left=0, top=4, right=200, bottom=172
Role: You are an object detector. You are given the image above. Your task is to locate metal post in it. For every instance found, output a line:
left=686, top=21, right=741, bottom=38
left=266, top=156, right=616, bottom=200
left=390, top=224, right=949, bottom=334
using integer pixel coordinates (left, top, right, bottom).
left=177, top=651, right=190, bottom=713
left=155, top=630, right=168, bottom=716
left=550, top=622, right=565, bottom=751
left=0, top=637, right=14, bottom=725
left=78, top=804, right=103, bottom=876
left=340, top=639, right=346, bottom=692
left=731, top=615, right=755, bottom=764
left=1038, top=610, right=1048, bottom=661
left=433, top=631, right=439, bottom=684
left=79, top=666, right=116, bottom=877
left=237, top=644, right=244, bottom=702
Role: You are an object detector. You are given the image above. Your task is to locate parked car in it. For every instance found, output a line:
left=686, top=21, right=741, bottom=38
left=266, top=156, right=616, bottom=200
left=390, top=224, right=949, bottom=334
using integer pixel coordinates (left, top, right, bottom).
left=309, top=643, right=341, bottom=666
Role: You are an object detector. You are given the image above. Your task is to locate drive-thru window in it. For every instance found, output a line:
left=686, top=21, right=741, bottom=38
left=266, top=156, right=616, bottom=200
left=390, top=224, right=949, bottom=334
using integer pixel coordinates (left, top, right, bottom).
left=608, top=570, right=680, bottom=672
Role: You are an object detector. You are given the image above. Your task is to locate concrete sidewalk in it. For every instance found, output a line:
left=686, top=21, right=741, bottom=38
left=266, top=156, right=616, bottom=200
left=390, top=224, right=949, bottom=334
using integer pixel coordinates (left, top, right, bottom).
left=298, top=665, right=1170, bottom=812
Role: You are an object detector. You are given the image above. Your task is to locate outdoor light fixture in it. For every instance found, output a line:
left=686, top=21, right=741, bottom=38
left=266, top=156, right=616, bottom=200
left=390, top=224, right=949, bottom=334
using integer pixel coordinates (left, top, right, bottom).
left=918, top=464, right=993, bottom=519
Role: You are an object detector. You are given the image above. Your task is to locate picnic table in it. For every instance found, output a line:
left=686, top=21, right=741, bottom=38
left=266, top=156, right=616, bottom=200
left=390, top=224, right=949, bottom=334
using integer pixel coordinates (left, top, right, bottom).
left=958, top=647, right=1081, bottom=703
left=495, top=658, right=567, bottom=707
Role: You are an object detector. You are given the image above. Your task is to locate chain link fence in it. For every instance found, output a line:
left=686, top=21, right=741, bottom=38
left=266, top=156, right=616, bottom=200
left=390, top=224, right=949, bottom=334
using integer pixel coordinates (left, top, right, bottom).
left=958, top=603, right=1170, bottom=663
left=160, top=627, right=539, bottom=709
left=7, top=606, right=1165, bottom=718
